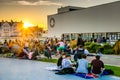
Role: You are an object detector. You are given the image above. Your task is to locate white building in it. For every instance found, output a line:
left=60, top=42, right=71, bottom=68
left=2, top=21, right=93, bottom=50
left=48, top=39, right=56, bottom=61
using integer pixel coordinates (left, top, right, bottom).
left=0, top=20, right=23, bottom=41
left=47, top=1, right=120, bottom=42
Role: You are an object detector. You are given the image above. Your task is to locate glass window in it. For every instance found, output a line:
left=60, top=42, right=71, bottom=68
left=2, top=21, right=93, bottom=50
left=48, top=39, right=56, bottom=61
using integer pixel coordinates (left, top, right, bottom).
left=118, top=33, right=120, bottom=39
left=66, top=34, right=70, bottom=40
left=71, top=33, right=75, bottom=40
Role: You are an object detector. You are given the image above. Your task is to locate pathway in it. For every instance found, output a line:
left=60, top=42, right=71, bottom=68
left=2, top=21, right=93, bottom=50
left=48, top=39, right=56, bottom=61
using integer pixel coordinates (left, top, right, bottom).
left=0, top=58, right=120, bottom=80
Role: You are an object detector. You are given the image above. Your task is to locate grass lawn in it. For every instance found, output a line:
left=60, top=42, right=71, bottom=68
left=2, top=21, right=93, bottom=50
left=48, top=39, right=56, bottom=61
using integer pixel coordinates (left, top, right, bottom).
left=105, top=65, right=120, bottom=77
left=38, top=58, right=120, bottom=77
left=38, top=58, right=58, bottom=63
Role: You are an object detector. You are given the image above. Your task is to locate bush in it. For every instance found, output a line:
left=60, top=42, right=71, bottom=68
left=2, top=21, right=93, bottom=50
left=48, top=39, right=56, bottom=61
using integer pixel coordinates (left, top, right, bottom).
left=103, top=44, right=113, bottom=49
left=103, top=49, right=114, bottom=54
left=84, top=41, right=120, bottom=55
left=101, top=44, right=113, bottom=54
left=84, top=42, right=114, bottom=54
left=84, top=42, right=101, bottom=53
left=85, top=42, right=92, bottom=46
left=70, top=39, right=77, bottom=49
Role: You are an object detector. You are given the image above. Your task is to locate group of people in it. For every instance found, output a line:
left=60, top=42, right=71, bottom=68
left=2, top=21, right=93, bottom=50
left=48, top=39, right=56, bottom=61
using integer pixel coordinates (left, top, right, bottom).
left=0, top=39, right=44, bottom=59
left=56, top=51, right=104, bottom=76
left=53, top=34, right=111, bottom=76
left=0, top=34, right=114, bottom=77
left=43, top=34, right=89, bottom=59
left=0, top=34, right=102, bottom=61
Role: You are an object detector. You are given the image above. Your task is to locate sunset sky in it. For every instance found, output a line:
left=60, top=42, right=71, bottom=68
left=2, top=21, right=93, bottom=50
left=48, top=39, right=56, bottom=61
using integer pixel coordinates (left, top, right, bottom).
left=0, top=0, right=119, bottom=30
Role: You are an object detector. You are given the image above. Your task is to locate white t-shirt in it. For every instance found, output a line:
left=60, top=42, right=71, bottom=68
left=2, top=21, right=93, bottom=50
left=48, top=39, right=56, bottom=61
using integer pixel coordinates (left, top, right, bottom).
left=62, top=58, right=72, bottom=68
left=84, top=49, right=89, bottom=55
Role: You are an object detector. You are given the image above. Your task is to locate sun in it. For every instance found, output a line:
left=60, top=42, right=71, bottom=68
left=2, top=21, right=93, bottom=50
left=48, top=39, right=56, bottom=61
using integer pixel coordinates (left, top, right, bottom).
left=23, top=21, right=35, bottom=28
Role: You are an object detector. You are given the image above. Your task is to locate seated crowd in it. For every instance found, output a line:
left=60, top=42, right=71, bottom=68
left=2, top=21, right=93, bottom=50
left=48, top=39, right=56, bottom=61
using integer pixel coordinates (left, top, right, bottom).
left=0, top=38, right=114, bottom=76
left=56, top=52, right=113, bottom=76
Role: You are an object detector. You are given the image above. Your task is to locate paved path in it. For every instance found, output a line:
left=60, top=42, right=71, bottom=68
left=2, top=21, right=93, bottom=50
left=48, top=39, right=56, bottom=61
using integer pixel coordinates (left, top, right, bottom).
left=0, top=58, right=120, bottom=80
left=87, top=55, right=120, bottom=67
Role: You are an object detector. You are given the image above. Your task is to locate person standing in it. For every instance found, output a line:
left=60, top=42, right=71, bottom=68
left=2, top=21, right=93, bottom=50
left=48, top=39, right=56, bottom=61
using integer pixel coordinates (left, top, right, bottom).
left=77, top=34, right=84, bottom=46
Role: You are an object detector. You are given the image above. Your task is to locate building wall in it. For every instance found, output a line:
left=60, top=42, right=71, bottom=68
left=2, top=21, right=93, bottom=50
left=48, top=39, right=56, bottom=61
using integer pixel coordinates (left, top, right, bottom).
left=48, top=1, right=120, bottom=38
left=0, top=21, right=23, bottom=39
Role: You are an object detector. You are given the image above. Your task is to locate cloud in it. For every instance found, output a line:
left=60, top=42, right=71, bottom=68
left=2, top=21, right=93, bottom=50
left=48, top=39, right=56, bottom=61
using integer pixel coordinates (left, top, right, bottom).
left=17, top=0, right=62, bottom=6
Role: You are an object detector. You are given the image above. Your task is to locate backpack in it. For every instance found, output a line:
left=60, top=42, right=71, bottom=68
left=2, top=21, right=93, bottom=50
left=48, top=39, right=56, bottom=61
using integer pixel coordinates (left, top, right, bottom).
left=77, top=49, right=84, bottom=59
left=103, top=69, right=114, bottom=75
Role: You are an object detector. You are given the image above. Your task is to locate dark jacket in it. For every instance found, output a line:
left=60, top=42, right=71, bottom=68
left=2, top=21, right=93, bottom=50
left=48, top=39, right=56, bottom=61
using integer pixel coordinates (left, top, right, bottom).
left=77, top=37, right=84, bottom=46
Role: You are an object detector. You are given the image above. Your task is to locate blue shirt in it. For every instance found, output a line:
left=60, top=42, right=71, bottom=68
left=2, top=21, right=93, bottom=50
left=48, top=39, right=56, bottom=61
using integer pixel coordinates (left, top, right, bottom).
left=76, top=59, right=88, bottom=73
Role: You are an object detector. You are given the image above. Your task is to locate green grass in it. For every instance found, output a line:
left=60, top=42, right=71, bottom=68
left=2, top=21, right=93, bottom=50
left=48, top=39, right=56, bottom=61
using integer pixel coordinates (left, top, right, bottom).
left=38, top=58, right=58, bottom=63
left=105, top=65, right=120, bottom=77
left=38, top=58, right=120, bottom=77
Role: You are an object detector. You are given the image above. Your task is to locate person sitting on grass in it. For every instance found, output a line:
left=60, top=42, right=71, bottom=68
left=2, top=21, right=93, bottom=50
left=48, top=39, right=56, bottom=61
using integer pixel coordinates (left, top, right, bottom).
left=76, top=54, right=88, bottom=74
left=90, top=55, right=114, bottom=76
left=91, top=55, right=105, bottom=75
left=44, top=44, right=52, bottom=59
left=65, top=46, right=73, bottom=55
left=56, top=54, right=74, bottom=74
left=57, top=53, right=66, bottom=69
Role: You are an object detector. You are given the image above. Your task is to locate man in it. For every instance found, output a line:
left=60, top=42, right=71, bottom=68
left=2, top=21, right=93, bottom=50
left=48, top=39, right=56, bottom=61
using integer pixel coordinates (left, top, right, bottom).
left=76, top=54, right=88, bottom=74
left=91, top=55, right=105, bottom=74
left=77, top=34, right=84, bottom=46
left=74, top=45, right=85, bottom=61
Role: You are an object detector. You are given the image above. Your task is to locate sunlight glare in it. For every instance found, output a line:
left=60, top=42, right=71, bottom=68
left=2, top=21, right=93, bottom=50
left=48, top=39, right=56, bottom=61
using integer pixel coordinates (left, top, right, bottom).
left=23, top=21, right=35, bottom=28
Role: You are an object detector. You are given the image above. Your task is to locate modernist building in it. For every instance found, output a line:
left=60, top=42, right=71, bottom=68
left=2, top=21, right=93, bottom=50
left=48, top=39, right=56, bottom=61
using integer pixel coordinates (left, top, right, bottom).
left=47, top=1, right=120, bottom=42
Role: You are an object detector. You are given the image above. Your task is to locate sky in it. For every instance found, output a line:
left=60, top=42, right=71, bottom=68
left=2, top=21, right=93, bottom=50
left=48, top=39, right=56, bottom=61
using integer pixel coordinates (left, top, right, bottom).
left=0, top=0, right=119, bottom=30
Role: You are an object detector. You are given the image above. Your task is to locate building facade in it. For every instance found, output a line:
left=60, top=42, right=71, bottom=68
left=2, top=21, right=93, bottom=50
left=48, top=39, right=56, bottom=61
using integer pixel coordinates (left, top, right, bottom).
left=0, top=20, right=47, bottom=42
left=0, top=20, right=23, bottom=40
left=47, top=1, right=120, bottom=42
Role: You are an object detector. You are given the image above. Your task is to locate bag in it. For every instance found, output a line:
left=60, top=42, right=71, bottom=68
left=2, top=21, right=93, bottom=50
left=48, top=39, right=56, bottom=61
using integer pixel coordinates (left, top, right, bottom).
left=103, top=69, right=114, bottom=75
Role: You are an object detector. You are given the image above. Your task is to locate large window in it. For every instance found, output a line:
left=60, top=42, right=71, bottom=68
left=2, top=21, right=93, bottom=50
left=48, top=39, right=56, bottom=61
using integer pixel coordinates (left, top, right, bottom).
left=62, top=32, right=120, bottom=42
left=106, top=32, right=120, bottom=41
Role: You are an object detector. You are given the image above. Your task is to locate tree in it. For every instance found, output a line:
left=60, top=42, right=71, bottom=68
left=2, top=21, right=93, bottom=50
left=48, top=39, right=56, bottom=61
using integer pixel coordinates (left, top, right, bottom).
left=113, top=39, right=120, bottom=55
